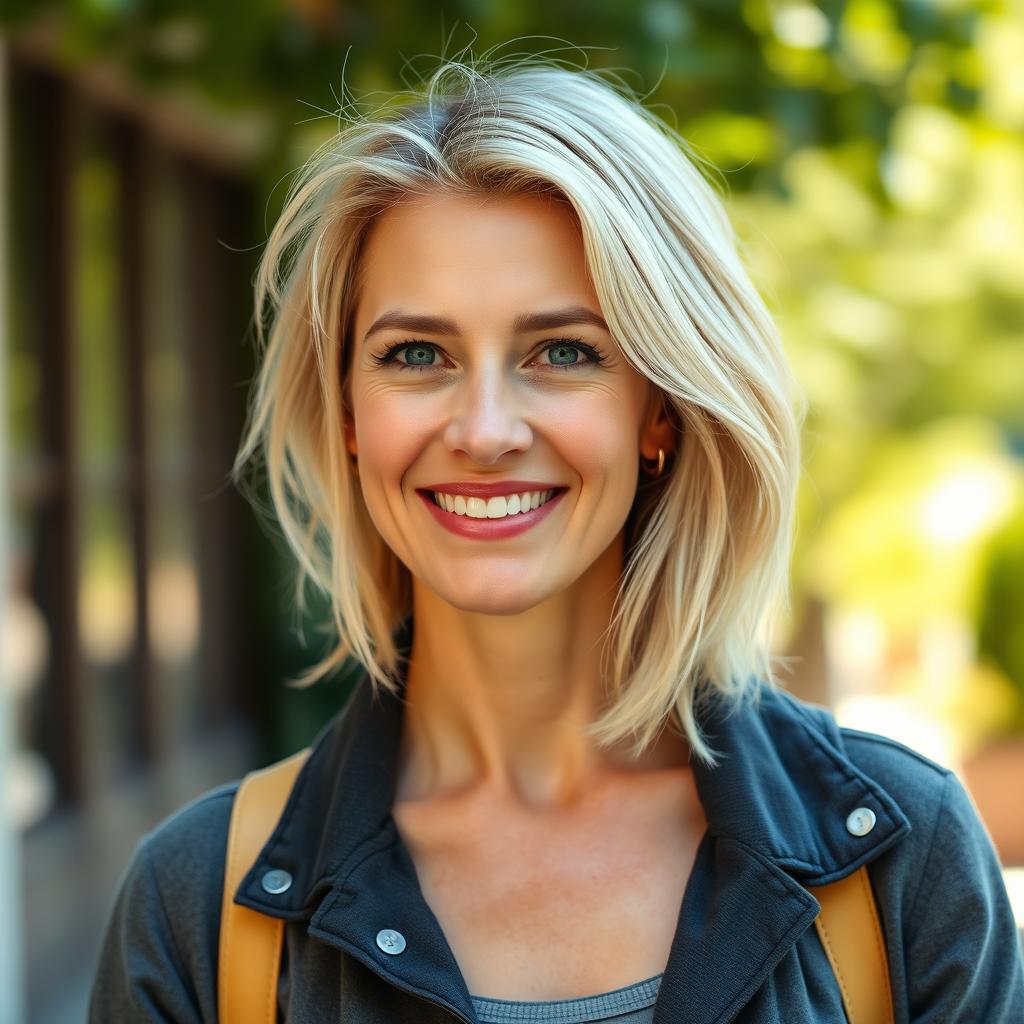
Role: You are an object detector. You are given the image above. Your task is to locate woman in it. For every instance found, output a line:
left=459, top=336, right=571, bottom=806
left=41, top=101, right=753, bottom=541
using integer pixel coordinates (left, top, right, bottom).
left=90, top=55, right=1024, bottom=1022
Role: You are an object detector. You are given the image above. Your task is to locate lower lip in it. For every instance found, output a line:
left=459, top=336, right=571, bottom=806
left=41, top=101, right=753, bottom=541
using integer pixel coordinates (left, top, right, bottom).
left=416, top=489, right=567, bottom=539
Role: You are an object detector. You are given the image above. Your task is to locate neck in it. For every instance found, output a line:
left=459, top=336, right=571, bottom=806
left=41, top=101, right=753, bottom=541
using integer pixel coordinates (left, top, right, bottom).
left=394, top=534, right=690, bottom=812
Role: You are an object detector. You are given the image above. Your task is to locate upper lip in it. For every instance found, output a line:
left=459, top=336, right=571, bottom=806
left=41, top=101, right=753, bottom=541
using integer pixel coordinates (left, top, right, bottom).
left=419, top=481, right=567, bottom=498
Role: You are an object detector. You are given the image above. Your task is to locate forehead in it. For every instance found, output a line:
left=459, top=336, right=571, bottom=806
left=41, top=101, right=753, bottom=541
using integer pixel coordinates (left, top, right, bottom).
left=353, top=191, right=600, bottom=325
left=364, top=189, right=582, bottom=253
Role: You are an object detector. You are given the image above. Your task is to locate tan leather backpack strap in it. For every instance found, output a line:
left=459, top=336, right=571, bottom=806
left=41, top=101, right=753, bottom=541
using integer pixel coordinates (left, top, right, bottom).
left=809, top=864, right=894, bottom=1024
left=218, top=748, right=311, bottom=1024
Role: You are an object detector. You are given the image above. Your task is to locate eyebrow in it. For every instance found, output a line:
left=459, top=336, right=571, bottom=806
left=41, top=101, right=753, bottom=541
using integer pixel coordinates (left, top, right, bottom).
left=362, top=305, right=610, bottom=345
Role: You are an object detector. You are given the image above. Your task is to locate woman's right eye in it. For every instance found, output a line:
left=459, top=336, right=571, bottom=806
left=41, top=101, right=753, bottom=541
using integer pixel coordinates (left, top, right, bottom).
left=371, top=340, right=441, bottom=371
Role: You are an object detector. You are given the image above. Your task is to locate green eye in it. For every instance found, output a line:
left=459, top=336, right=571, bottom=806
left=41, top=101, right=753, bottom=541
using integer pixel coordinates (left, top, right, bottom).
left=546, top=343, right=582, bottom=366
left=401, top=344, right=437, bottom=367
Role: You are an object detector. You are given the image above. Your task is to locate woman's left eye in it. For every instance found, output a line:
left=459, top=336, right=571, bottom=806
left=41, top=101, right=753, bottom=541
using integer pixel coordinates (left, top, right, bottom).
left=371, top=337, right=607, bottom=372
left=538, top=338, right=607, bottom=370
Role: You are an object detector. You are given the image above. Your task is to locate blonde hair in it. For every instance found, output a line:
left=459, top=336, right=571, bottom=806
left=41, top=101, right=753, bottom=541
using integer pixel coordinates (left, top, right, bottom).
left=232, top=50, right=805, bottom=767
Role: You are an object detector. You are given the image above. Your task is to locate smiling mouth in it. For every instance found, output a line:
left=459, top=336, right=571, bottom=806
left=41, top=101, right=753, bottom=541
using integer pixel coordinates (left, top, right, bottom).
left=425, top=487, right=567, bottom=520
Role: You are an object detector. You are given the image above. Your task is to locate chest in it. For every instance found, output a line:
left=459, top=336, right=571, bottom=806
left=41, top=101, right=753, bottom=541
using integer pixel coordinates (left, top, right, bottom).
left=391, top=772, right=706, bottom=1002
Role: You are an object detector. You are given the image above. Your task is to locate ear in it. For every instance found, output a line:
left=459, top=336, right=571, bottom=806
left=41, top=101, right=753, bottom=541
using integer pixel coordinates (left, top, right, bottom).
left=344, top=416, right=358, bottom=459
left=640, top=388, right=678, bottom=463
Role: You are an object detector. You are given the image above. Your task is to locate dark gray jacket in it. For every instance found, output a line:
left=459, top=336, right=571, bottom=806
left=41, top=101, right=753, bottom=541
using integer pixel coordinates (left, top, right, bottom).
left=89, top=664, right=1024, bottom=1023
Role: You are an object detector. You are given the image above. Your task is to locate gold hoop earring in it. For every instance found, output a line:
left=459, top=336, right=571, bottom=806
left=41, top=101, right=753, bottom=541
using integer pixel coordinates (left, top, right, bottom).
left=642, top=448, right=666, bottom=477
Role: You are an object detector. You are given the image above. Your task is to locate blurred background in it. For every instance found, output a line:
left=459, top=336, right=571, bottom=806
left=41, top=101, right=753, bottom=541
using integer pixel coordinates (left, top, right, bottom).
left=2, top=2, right=1023, bottom=1021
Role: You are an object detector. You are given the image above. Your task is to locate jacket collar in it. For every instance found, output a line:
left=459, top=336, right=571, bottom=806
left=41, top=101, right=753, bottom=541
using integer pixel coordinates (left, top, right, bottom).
left=234, top=619, right=911, bottom=1023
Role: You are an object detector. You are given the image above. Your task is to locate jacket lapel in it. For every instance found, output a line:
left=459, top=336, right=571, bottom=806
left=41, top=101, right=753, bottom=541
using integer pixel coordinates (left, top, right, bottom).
left=234, top=622, right=480, bottom=1022
left=690, top=688, right=911, bottom=887
left=309, top=834, right=478, bottom=1023
left=654, top=832, right=819, bottom=1024
left=648, top=687, right=911, bottom=1023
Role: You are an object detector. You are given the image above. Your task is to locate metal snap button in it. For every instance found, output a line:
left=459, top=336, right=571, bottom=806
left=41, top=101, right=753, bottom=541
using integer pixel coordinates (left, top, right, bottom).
left=376, top=928, right=407, bottom=955
left=261, top=868, right=293, bottom=894
left=846, top=807, right=877, bottom=837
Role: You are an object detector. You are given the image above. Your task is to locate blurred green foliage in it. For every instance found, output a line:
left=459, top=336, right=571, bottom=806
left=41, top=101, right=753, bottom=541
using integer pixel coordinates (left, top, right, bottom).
left=6, top=0, right=1024, bottom=743
left=2, top=1, right=1008, bottom=195
left=978, top=507, right=1024, bottom=727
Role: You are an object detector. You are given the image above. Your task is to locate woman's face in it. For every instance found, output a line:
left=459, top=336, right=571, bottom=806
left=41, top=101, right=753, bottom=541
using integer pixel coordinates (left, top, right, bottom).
left=345, top=190, right=665, bottom=614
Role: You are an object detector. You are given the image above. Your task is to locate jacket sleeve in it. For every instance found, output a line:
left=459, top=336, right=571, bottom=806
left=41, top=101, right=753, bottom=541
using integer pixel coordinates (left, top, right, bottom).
left=904, top=769, right=1024, bottom=1022
left=88, top=788, right=232, bottom=1023
left=88, top=838, right=206, bottom=1023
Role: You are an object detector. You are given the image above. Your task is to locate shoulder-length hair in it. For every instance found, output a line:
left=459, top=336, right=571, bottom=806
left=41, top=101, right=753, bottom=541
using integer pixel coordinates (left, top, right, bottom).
left=232, top=52, right=806, bottom=767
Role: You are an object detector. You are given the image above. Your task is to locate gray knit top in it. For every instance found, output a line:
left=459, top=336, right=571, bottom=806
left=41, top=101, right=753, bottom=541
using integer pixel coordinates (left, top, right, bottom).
left=469, top=971, right=663, bottom=1023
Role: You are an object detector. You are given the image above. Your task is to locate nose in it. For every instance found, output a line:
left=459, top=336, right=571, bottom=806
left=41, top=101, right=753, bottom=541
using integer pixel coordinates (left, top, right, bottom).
left=441, top=366, right=534, bottom=465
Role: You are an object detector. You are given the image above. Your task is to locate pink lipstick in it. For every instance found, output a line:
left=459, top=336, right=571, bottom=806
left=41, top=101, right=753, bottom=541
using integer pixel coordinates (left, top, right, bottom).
left=416, top=486, right=568, bottom=540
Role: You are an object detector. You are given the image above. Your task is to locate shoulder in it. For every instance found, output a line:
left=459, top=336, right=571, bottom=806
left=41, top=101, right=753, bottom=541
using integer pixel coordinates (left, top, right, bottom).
left=834, top=723, right=969, bottom=910
left=142, top=780, right=240, bottom=871
left=89, top=781, right=242, bottom=1022
left=835, top=721, right=1002, bottom=895
left=754, top=687, right=984, bottom=895
left=141, top=779, right=239, bottom=888
left=767, top=689, right=1008, bottom=923
left=838, top=724, right=954, bottom=827
left=126, top=780, right=241, bottom=951
left=764, top=685, right=955, bottom=824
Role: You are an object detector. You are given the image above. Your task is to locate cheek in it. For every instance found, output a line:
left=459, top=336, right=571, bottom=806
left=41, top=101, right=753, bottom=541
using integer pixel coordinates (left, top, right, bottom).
left=546, top=392, right=642, bottom=486
left=351, top=403, right=427, bottom=568
left=356, top=393, right=431, bottom=468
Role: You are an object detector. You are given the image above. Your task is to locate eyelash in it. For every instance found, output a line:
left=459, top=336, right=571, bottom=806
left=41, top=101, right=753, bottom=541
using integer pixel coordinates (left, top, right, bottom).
left=371, top=336, right=607, bottom=373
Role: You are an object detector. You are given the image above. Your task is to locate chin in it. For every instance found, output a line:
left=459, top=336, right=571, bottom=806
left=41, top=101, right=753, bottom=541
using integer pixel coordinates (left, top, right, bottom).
left=424, top=574, right=556, bottom=617
left=451, top=598, right=544, bottom=617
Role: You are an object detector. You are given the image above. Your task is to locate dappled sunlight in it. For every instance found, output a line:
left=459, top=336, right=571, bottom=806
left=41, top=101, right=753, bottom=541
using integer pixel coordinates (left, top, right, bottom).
left=148, top=558, right=200, bottom=664
left=836, top=692, right=958, bottom=768
left=79, top=545, right=135, bottom=667
left=801, top=421, right=1024, bottom=631
left=921, top=462, right=1017, bottom=545
left=1002, top=868, right=1024, bottom=935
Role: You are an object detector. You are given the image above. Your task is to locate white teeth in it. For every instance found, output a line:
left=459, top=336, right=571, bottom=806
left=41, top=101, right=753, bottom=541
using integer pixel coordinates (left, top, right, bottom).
left=432, top=488, right=556, bottom=519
